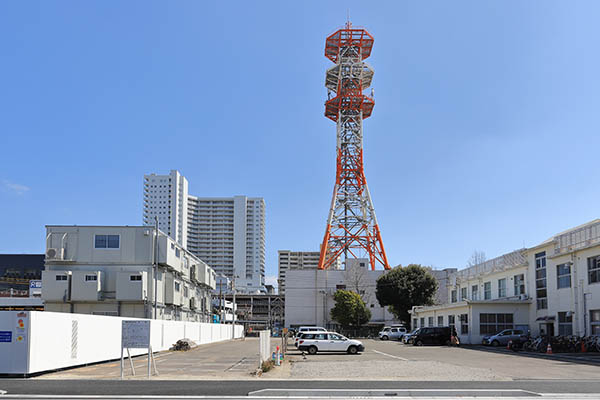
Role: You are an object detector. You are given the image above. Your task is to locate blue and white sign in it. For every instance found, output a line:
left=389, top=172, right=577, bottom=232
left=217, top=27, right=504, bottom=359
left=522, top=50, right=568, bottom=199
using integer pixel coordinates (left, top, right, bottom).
left=29, top=280, right=42, bottom=297
left=0, top=331, right=12, bottom=343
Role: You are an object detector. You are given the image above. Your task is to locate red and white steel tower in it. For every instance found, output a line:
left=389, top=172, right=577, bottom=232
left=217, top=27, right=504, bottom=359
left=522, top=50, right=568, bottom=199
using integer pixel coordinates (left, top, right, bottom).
left=318, top=22, right=391, bottom=271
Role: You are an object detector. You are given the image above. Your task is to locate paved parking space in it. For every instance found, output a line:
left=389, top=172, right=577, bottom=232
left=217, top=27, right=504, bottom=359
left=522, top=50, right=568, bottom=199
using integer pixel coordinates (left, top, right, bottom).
left=279, top=338, right=600, bottom=380
left=37, top=338, right=276, bottom=380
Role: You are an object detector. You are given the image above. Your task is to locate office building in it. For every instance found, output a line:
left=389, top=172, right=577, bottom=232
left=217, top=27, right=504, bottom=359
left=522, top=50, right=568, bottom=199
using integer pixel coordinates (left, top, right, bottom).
left=43, top=225, right=216, bottom=322
left=278, top=250, right=320, bottom=295
left=411, top=219, right=600, bottom=343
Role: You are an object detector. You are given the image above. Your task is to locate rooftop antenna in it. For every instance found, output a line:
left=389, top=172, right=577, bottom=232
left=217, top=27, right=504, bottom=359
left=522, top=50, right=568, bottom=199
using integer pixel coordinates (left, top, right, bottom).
left=346, top=9, right=351, bottom=29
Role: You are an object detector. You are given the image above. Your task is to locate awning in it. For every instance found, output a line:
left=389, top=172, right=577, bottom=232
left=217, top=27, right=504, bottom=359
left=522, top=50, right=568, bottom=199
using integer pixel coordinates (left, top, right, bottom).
left=535, top=316, right=556, bottom=322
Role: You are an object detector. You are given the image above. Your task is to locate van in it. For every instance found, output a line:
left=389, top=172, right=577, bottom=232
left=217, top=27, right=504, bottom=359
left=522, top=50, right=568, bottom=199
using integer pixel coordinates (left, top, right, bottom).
left=412, top=327, right=451, bottom=346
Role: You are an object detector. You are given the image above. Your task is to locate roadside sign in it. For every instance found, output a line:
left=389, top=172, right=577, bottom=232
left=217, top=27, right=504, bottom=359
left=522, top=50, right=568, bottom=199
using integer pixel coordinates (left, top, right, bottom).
left=120, top=320, right=157, bottom=379
left=121, top=320, right=150, bottom=348
left=29, top=280, right=42, bottom=297
left=0, top=331, right=12, bottom=343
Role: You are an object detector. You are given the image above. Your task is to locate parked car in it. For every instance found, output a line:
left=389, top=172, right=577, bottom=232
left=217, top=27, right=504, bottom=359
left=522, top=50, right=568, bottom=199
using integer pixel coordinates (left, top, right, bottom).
left=297, top=332, right=365, bottom=355
left=402, top=329, right=420, bottom=344
left=482, top=329, right=525, bottom=347
left=294, top=330, right=328, bottom=348
left=296, top=326, right=326, bottom=337
left=412, top=327, right=452, bottom=346
left=378, top=326, right=407, bottom=341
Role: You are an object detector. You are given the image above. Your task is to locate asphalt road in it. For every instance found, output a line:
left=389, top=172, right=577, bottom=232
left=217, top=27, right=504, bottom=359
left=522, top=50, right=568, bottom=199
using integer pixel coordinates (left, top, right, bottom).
left=2, top=379, right=600, bottom=396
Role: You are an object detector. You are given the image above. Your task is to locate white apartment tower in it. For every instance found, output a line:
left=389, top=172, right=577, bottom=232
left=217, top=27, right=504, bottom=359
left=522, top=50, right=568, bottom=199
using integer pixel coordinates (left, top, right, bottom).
left=143, top=170, right=188, bottom=248
left=187, top=196, right=266, bottom=292
left=143, top=171, right=266, bottom=292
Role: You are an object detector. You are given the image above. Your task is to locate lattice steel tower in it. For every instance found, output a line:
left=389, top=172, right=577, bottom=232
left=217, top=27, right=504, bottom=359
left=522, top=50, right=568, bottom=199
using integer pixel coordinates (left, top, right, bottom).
left=318, top=22, right=391, bottom=271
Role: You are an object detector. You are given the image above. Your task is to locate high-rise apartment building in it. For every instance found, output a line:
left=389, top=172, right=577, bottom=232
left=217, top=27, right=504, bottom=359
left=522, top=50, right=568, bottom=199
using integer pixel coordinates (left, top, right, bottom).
left=188, top=196, right=265, bottom=292
left=143, top=170, right=188, bottom=248
left=278, top=251, right=320, bottom=295
left=143, top=171, right=266, bottom=292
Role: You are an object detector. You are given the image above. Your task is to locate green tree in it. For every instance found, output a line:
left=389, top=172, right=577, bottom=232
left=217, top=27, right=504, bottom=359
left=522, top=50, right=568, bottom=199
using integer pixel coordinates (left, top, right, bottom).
left=330, top=289, right=372, bottom=328
left=375, top=264, right=438, bottom=328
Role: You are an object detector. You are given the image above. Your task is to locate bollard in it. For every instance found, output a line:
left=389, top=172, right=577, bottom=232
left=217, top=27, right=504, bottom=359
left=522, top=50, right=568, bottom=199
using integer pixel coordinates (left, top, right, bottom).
left=276, top=345, right=281, bottom=366
left=546, top=343, right=553, bottom=355
left=507, top=340, right=512, bottom=350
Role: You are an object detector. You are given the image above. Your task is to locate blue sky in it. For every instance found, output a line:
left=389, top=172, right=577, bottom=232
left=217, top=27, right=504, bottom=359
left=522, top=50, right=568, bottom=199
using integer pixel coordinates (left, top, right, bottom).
left=1, top=1, right=599, bottom=286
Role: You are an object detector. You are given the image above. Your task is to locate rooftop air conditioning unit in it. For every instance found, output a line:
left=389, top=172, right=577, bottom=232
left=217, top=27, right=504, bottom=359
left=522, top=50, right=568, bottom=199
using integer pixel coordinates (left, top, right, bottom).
left=46, top=248, right=64, bottom=260
left=519, top=294, right=528, bottom=300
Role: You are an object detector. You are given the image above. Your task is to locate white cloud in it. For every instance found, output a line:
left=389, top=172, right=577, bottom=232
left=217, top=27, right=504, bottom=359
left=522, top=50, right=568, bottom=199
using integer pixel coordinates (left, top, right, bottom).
left=3, top=180, right=30, bottom=195
left=264, top=275, right=278, bottom=288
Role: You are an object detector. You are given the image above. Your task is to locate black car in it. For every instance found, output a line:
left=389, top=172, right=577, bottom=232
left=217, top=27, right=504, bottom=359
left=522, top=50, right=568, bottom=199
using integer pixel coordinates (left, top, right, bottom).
left=412, top=327, right=452, bottom=346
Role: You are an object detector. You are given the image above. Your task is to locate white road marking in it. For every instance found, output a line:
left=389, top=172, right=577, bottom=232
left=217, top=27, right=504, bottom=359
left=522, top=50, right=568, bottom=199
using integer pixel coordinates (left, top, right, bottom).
left=372, top=349, right=409, bottom=361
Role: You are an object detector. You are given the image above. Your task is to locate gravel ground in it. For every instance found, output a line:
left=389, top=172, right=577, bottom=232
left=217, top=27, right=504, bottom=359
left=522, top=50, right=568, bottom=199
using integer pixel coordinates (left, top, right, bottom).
left=289, top=359, right=508, bottom=381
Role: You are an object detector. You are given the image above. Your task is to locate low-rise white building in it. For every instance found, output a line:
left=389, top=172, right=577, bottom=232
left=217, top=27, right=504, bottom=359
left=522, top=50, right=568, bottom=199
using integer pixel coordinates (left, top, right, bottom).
left=285, top=259, right=398, bottom=329
left=411, top=219, right=600, bottom=344
left=43, top=225, right=216, bottom=322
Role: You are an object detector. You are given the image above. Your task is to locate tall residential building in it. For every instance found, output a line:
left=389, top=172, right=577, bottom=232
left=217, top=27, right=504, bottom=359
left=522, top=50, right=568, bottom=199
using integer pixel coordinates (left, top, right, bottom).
left=143, top=170, right=189, bottom=248
left=187, top=196, right=266, bottom=292
left=143, top=171, right=266, bottom=293
left=278, top=251, right=320, bottom=295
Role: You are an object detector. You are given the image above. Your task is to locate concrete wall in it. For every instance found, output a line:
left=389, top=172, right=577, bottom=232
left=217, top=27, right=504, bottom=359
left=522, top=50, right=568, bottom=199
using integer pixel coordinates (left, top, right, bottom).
left=285, top=267, right=398, bottom=328
left=0, top=311, right=243, bottom=375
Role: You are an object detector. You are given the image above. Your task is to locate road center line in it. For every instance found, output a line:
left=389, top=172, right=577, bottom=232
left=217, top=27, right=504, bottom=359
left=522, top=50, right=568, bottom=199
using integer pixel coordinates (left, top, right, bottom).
left=372, top=349, right=409, bottom=361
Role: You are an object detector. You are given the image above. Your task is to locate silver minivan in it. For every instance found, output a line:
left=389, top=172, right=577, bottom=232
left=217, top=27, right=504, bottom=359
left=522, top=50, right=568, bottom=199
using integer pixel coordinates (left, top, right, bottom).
left=378, top=326, right=407, bottom=341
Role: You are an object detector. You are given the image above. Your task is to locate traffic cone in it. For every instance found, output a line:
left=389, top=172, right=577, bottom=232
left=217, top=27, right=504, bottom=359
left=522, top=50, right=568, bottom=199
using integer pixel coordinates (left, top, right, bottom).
left=507, top=340, right=512, bottom=350
left=546, top=343, right=553, bottom=354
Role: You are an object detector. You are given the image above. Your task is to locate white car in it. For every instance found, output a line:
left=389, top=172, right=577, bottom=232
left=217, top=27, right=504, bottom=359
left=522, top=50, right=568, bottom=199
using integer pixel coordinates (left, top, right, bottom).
left=297, top=332, right=365, bottom=355
left=296, top=326, right=326, bottom=336
left=294, top=330, right=328, bottom=348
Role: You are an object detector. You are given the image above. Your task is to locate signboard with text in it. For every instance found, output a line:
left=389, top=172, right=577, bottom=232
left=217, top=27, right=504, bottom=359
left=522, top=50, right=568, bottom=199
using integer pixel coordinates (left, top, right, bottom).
left=121, top=320, right=150, bottom=348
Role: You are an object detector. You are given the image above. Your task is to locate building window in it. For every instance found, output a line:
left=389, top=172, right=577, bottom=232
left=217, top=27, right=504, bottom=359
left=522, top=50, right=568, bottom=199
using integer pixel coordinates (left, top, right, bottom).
left=451, top=290, right=457, bottom=303
left=535, top=251, right=547, bottom=310
left=484, top=282, right=491, bottom=300
left=498, top=278, right=506, bottom=298
left=413, top=318, right=418, bottom=329
left=56, top=275, right=67, bottom=281
left=471, top=285, right=478, bottom=301
left=588, top=256, right=600, bottom=284
left=94, top=235, right=119, bottom=249
left=460, top=314, right=468, bottom=334
left=480, top=313, right=514, bottom=335
left=175, top=248, right=181, bottom=258
left=514, top=274, right=525, bottom=296
left=183, top=286, right=189, bottom=297
left=336, top=284, right=346, bottom=290
left=175, top=282, right=180, bottom=292
left=130, top=275, right=142, bottom=281
left=85, top=275, right=97, bottom=281
left=438, top=316, right=444, bottom=326
left=557, top=264, right=571, bottom=289
left=558, top=312, right=573, bottom=335
left=448, top=315, right=455, bottom=332
left=460, top=287, right=467, bottom=301
left=420, top=317, right=425, bottom=328
left=591, top=310, right=600, bottom=335
left=428, top=317, right=434, bottom=326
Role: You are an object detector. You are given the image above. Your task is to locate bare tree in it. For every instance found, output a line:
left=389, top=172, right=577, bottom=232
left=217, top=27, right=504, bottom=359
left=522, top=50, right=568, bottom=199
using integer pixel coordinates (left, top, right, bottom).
left=467, top=250, right=487, bottom=268
left=344, top=261, right=370, bottom=302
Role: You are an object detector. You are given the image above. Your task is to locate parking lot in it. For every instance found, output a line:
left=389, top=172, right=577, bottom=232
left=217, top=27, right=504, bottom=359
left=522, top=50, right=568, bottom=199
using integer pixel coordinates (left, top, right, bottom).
left=278, top=338, right=600, bottom=380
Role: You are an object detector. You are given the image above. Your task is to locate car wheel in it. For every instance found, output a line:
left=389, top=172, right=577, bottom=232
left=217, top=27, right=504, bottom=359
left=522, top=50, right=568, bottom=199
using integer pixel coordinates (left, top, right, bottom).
left=491, top=340, right=499, bottom=347
left=382, top=335, right=389, bottom=341
left=308, top=346, right=318, bottom=355
left=347, top=345, right=358, bottom=355
left=415, top=340, right=424, bottom=346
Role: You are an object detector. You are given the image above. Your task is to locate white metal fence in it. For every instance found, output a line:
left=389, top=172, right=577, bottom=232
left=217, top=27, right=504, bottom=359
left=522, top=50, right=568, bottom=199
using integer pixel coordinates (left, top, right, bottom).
left=0, top=311, right=243, bottom=375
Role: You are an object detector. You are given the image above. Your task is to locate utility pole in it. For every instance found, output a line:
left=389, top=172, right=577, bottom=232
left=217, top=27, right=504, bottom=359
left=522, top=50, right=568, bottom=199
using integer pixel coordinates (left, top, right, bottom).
left=232, top=277, right=236, bottom=339
left=154, top=216, right=159, bottom=320
left=219, top=277, right=223, bottom=324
